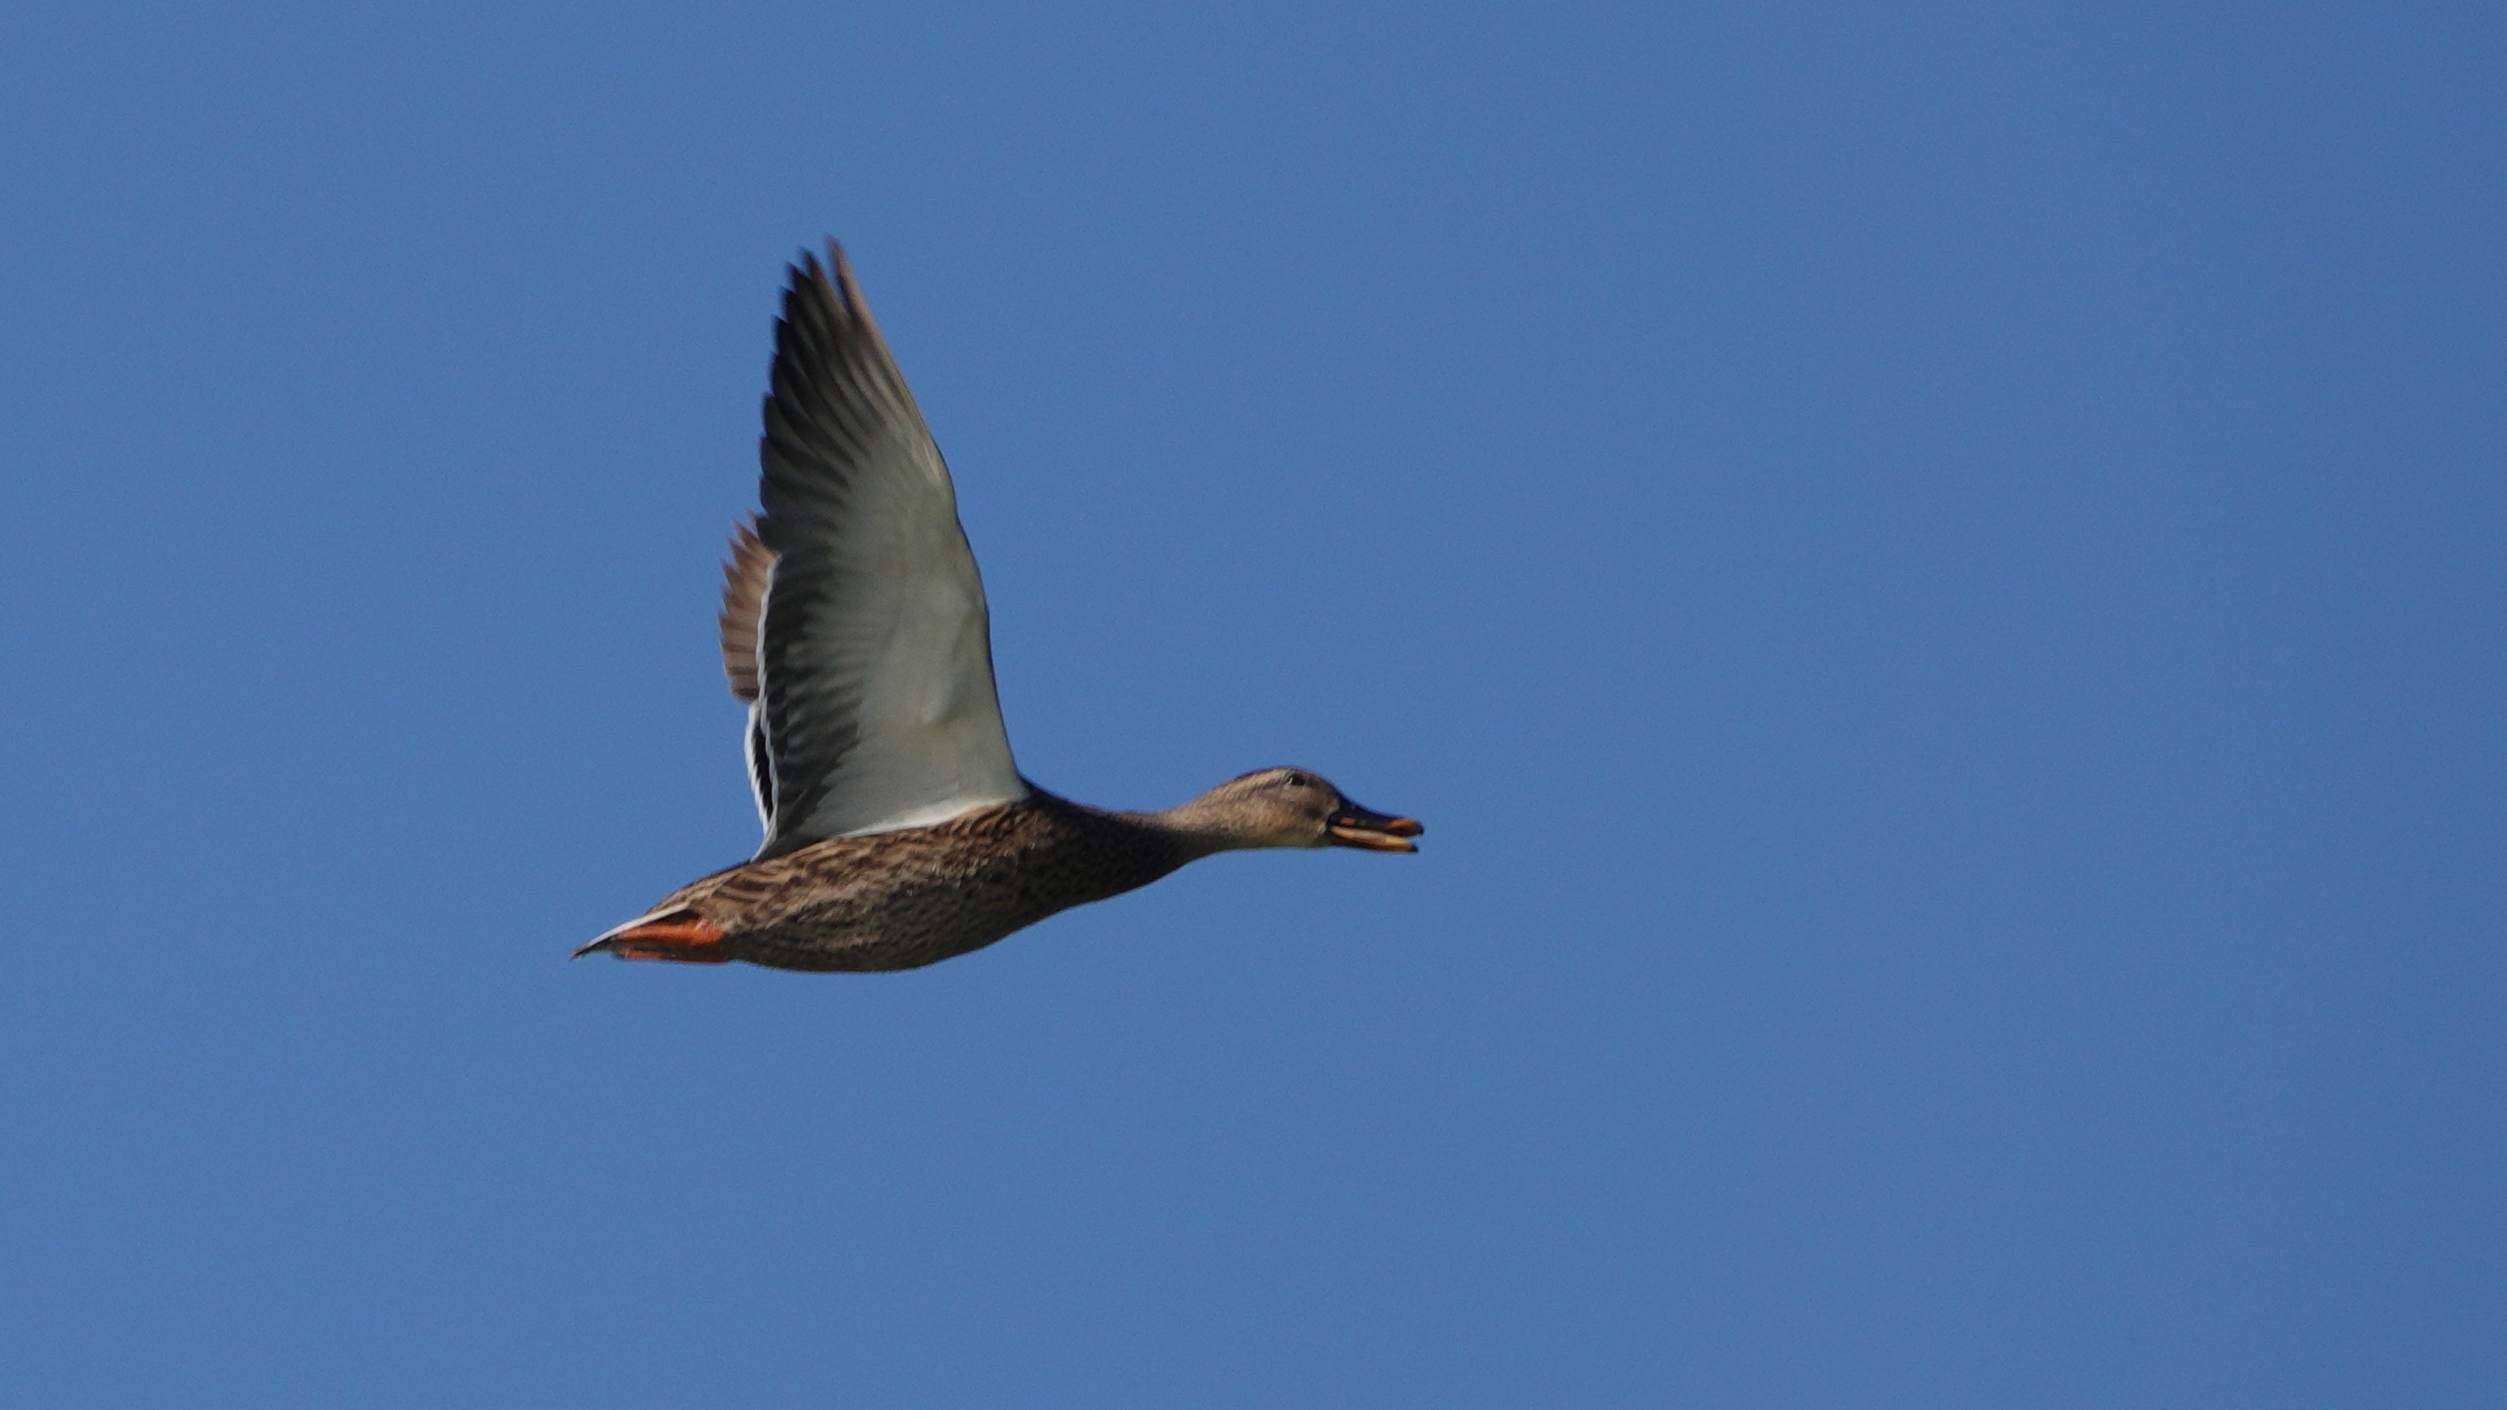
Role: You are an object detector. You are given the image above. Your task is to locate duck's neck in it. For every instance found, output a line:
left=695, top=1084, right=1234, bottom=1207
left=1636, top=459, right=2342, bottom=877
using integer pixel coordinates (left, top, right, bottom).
left=1015, top=791, right=1216, bottom=888
left=1108, top=795, right=1268, bottom=862
left=1024, top=789, right=1277, bottom=887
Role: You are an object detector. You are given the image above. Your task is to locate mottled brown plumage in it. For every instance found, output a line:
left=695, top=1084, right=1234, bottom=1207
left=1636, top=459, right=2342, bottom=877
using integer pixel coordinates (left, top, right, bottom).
left=599, top=793, right=1190, bottom=971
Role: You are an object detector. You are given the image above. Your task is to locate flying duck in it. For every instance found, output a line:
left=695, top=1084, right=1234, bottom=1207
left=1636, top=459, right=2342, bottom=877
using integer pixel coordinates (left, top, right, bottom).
left=578, top=242, right=1420, bottom=971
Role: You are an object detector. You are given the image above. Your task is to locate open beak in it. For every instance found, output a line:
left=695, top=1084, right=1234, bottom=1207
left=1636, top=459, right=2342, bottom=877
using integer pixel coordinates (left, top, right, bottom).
left=1326, top=798, right=1425, bottom=853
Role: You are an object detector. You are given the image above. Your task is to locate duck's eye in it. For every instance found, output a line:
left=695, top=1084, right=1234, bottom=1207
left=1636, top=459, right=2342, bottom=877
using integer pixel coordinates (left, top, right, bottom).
left=1283, top=771, right=1312, bottom=789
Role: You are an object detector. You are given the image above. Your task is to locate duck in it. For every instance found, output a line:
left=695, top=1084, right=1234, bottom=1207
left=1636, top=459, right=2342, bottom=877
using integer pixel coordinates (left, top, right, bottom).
left=577, top=241, right=1421, bottom=972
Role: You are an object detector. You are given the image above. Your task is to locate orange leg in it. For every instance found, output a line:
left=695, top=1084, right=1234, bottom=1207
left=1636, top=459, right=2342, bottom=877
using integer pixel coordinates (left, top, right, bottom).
left=592, top=914, right=732, bottom=963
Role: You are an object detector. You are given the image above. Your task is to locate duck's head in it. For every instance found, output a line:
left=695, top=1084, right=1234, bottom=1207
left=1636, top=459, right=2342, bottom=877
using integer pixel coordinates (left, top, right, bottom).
left=1170, top=767, right=1424, bottom=854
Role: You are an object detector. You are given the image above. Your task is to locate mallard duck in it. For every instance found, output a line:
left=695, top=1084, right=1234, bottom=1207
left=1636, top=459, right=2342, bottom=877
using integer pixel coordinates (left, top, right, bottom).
left=578, top=242, right=1420, bottom=972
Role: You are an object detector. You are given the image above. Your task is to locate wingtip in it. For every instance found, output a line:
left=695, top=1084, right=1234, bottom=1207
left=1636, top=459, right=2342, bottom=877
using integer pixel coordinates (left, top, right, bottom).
left=787, top=238, right=872, bottom=326
left=827, top=239, right=869, bottom=320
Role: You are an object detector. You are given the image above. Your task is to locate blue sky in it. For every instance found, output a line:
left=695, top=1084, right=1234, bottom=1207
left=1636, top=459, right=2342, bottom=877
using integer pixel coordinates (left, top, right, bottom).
left=2, top=2, right=2500, bottom=1405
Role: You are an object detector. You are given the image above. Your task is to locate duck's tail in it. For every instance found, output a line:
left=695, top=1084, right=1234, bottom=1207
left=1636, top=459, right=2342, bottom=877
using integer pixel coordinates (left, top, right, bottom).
left=573, top=907, right=732, bottom=963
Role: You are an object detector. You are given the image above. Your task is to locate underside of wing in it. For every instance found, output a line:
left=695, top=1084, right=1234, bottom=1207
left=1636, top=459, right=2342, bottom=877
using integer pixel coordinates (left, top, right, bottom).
left=717, top=519, right=779, bottom=829
left=746, top=242, right=1026, bottom=858
left=718, top=518, right=773, bottom=704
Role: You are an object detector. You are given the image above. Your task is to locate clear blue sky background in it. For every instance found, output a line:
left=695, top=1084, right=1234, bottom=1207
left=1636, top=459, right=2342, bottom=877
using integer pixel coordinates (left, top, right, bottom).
left=2, top=3, right=2500, bottom=1405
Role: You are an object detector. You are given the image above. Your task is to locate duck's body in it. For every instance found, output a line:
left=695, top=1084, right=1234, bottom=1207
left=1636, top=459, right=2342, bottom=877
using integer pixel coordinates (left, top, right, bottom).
left=580, top=241, right=1418, bottom=973
left=594, top=794, right=1185, bottom=972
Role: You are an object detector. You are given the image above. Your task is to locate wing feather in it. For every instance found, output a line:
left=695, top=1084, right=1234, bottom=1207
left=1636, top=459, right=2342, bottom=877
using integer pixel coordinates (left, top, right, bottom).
left=746, top=243, right=1025, bottom=857
left=717, top=518, right=773, bottom=703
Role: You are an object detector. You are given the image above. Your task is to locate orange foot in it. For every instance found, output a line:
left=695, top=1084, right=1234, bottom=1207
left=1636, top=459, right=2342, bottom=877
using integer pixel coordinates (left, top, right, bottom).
left=575, top=911, right=732, bottom=963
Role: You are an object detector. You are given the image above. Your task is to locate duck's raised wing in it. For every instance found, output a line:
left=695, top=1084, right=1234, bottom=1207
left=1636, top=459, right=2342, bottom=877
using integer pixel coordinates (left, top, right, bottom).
left=745, top=243, right=1025, bottom=859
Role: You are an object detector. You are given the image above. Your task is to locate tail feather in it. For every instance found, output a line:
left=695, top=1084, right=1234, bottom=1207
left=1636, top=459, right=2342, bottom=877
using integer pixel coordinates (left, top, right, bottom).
left=574, top=908, right=732, bottom=963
